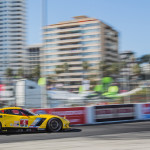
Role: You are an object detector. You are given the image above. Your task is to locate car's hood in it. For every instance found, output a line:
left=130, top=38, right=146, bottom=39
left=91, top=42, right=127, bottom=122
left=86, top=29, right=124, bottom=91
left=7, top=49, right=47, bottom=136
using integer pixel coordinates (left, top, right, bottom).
left=36, top=114, right=61, bottom=119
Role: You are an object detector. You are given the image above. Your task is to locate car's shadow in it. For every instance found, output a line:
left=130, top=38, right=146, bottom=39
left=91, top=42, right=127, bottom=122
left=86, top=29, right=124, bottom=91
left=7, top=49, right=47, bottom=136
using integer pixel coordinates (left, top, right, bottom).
left=63, top=128, right=82, bottom=133
left=0, top=128, right=82, bottom=136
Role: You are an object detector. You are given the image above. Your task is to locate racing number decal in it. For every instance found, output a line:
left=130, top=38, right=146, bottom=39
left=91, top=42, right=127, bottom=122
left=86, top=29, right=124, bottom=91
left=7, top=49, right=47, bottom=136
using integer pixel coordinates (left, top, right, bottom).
left=20, top=119, right=28, bottom=127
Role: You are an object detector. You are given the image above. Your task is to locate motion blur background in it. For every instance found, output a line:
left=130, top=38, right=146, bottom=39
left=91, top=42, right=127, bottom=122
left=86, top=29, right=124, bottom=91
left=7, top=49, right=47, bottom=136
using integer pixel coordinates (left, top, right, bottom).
left=0, top=0, right=149, bottom=109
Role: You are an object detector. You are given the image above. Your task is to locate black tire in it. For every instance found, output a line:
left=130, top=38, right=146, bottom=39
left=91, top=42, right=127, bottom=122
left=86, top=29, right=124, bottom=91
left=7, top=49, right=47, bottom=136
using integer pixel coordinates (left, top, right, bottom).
left=46, top=118, right=62, bottom=132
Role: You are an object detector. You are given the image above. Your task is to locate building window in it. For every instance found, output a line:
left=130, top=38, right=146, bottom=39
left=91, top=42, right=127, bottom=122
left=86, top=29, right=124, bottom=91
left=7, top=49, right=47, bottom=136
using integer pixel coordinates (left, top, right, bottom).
left=81, top=23, right=100, bottom=27
left=82, top=34, right=100, bottom=39
left=82, top=52, right=100, bottom=56
left=82, top=57, right=101, bottom=61
left=82, top=40, right=100, bottom=45
left=43, top=28, right=57, bottom=32
left=82, top=28, right=100, bottom=33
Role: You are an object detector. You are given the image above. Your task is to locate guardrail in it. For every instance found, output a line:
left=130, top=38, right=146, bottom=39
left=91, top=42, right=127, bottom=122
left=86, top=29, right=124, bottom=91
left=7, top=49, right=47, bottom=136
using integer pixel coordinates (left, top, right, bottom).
left=31, top=103, right=150, bottom=125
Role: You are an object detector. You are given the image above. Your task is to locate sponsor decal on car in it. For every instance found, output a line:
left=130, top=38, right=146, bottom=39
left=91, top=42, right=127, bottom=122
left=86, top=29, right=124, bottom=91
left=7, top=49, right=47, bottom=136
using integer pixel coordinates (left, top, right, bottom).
left=20, top=119, right=28, bottom=127
left=14, top=121, right=19, bottom=127
left=29, top=118, right=46, bottom=128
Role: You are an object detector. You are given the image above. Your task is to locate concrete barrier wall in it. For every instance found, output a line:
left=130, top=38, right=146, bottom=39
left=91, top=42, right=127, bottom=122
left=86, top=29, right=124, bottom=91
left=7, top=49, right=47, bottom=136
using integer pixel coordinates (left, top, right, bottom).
left=31, top=103, right=150, bottom=125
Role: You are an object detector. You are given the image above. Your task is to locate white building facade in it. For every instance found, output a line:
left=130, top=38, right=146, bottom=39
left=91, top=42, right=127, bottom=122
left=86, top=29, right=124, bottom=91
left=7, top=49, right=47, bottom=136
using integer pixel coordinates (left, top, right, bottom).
left=0, top=0, right=26, bottom=76
left=41, top=16, right=118, bottom=92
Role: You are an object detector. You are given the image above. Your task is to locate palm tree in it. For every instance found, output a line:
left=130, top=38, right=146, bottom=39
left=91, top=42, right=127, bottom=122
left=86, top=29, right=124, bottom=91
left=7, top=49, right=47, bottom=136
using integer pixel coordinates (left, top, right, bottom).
left=46, top=74, right=57, bottom=89
left=17, top=68, right=24, bottom=78
left=5, top=68, right=13, bottom=78
left=55, top=65, right=63, bottom=75
left=82, top=61, right=90, bottom=79
left=54, top=63, right=69, bottom=88
left=132, top=64, right=141, bottom=79
left=109, top=62, right=124, bottom=79
left=62, top=63, right=69, bottom=73
left=32, top=65, right=40, bottom=80
left=137, top=54, right=150, bottom=80
left=137, top=54, right=150, bottom=64
left=62, top=63, right=69, bottom=87
left=98, top=61, right=112, bottom=77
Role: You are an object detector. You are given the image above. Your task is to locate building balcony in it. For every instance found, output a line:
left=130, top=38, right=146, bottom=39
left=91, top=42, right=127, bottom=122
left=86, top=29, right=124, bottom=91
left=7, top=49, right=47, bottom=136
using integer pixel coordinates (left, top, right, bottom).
left=58, top=33, right=82, bottom=38
left=57, top=27, right=81, bottom=33
left=58, top=38, right=81, bottom=44
left=58, top=43, right=82, bottom=49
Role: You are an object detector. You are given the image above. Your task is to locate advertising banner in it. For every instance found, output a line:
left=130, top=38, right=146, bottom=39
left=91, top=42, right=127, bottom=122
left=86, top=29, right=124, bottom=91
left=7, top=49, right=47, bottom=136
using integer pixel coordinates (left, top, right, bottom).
left=139, top=103, right=150, bottom=119
left=94, top=104, right=135, bottom=122
left=32, top=107, right=87, bottom=125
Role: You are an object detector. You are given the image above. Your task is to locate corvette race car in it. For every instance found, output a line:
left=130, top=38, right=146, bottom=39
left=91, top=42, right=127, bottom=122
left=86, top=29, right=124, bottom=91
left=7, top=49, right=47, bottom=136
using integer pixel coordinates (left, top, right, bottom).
left=0, top=107, right=70, bottom=132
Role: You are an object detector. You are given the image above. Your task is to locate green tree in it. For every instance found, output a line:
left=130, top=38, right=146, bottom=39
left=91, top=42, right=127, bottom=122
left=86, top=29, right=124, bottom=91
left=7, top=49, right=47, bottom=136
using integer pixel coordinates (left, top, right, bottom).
left=138, top=54, right=150, bottom=64
left=132, top=64, right=141, bottom=76
left=98, top=61, right=127, bottom=81
left=47, top=74, right=56, bottom=82
left=33, top=65, right=40, bottom=78
left=137, top=54, right=150, bottom=80
left=55, top=65, right=64, bottom=75
left=26, top=74, right=33, bottom=80
left=98, top=61, right=112, bottom=77
left=62, top=62, right=69, bottom=73
left=109, top=62, right=125, bottom=78
left=17, top=68, right=24, bottom=77
left=82, top=61, right=90, bottom=79
left=62, top=63, right=69, bottom=86
left=5, top=68, right=13, bottom=78
left=54, top=63, right=70, bottom=87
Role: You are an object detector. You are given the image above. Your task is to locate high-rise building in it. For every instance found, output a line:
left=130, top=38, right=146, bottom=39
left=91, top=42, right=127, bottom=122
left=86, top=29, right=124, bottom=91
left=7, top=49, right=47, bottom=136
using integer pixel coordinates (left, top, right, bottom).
left=41, top=16, right=118, bottom=92
left=0, top=0, right=26, bottom=76
left=25, top=44, right=41, bottom=75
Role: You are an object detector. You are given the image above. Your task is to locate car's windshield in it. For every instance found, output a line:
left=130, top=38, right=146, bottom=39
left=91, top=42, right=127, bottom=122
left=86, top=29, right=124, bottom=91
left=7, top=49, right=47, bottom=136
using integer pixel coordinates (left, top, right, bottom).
left=21, top=109, right=36, bottom=116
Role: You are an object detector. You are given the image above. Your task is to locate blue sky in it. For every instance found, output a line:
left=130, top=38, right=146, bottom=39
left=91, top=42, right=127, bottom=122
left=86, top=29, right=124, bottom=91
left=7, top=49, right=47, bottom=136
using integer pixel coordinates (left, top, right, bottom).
left=27, top=0, right=150, bottom=57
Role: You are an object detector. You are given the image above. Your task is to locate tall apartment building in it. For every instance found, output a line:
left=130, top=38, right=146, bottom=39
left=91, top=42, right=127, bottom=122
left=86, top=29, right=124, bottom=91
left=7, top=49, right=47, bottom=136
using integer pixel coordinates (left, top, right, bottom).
left=41, top=16, right=118, bottom=92
left=25, top=44, right=41, bottom=75
left=0, top=0, right=26, bottom=76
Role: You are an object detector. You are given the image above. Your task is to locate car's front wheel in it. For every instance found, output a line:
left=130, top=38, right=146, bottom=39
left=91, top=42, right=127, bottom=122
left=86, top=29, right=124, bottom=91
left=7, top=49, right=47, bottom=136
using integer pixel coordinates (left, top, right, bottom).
left=46, top=118, right=62, bottom=132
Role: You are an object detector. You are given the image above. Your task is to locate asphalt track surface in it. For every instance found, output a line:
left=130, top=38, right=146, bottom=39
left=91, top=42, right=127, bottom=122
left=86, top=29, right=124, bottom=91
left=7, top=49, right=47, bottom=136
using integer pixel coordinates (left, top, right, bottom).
left=0, top=121, right=150, bottom=144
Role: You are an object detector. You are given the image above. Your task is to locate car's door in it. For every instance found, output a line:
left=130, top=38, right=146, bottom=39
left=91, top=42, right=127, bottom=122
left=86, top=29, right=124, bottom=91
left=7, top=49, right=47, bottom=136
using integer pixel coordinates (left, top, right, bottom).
left=0, top=110, right=5, bottom=127
left=19, top=109, right=43, bottom=128
left=3, top=109, right=29, bottom=128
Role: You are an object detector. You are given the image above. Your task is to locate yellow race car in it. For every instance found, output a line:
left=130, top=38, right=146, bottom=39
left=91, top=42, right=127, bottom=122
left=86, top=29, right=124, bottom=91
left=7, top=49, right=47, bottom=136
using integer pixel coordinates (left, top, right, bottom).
left=0, top=107, right=70, bottom=132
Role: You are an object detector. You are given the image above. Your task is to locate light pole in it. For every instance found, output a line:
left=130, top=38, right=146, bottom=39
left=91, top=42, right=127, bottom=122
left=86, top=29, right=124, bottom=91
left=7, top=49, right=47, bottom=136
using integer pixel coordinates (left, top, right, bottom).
left=41, top=0, right=48, bottom=108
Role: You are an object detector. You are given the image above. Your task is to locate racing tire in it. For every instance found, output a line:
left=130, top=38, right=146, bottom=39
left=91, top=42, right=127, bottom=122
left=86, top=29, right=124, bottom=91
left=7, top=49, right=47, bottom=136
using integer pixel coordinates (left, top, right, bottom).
left=46, top=118, right=62, bottom=132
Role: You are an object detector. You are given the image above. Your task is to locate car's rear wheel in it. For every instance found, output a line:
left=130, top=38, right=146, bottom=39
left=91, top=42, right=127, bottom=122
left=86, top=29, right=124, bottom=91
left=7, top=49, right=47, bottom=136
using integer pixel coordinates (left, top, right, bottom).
left=46, top=118, right=62, bottom=132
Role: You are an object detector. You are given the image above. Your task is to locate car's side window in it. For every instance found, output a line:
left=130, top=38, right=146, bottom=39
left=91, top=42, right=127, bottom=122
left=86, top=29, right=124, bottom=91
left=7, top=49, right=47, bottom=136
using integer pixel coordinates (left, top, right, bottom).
left=11, top=109, right=22, bottom=115
left=4, top=109, right=12, bottom=114
left=4, top=109, right=22, bottom=115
